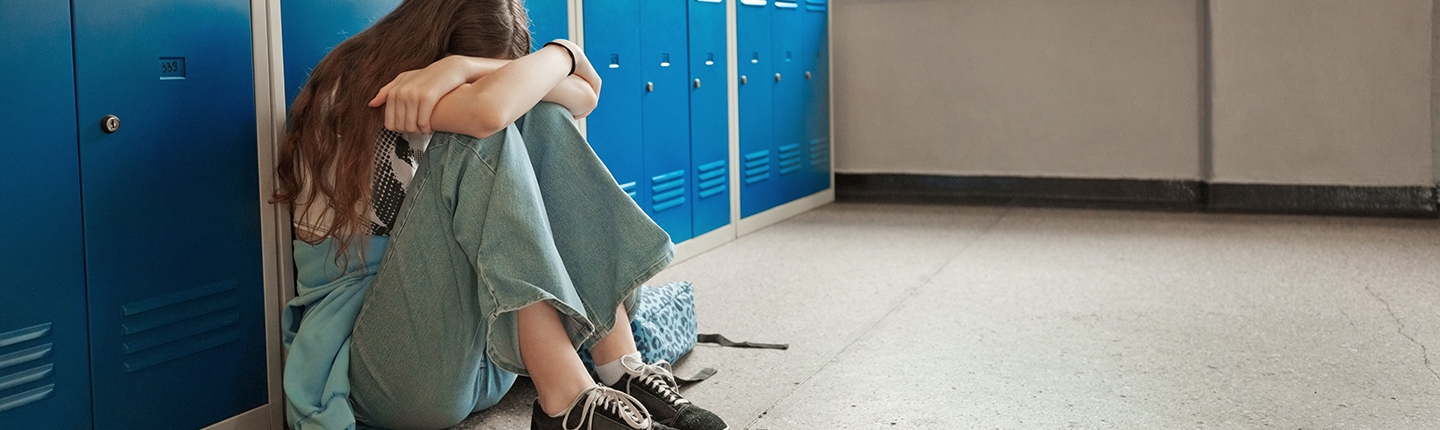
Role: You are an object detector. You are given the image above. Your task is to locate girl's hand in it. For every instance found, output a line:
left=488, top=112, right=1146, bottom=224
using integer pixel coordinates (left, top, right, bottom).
left=370, top=56, right=488, bottom=134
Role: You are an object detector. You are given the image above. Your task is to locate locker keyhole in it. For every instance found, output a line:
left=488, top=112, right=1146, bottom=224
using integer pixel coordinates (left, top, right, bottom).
left=609, top=54, right=620, bottom=69
left=751, top=52, right=759, bottom=64
left=661, top=53, right=671, bottom=68
left=705, top=53, right=715, bottom=66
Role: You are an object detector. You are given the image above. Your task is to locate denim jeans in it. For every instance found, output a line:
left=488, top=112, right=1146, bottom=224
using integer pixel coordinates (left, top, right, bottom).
left=346, top=103, right=674, bottom=430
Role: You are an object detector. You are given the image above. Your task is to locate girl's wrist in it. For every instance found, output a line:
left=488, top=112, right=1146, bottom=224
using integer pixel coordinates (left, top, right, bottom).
left=542, top=41, right=576, bottom=76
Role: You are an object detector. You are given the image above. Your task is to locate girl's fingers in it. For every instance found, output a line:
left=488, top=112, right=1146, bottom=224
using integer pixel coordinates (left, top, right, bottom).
left=417, top=97, right=434, bottom=134
left=370, top=82, right=392, bottom=107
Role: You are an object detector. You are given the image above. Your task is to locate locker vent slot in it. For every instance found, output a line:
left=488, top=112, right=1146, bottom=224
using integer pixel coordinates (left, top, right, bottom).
left=809, top=138, right=830, bottom=169
left=806, top=4, right=827, bottom=11
left=696, top=160, right=729, bottom=199
left=0, top=386, right=54, bottom=414
left=744, top=150, right=771, bottom=184
left=0, top=344, right=53, bottom=370
left=740, top=0, right=767, bottom=6
left=620, top=181, right=638, bottom=199
left=776, top=1, right=798, bottom=8
left=0, top=322, right=55, bottom=413
left=120, top=279, right=242, bottom=373
left=779, top=143, right=803, bottom=174
left=651, top=169, right=687, bottom=212
left=0, top=364, right=52, bottom=392
left=0, top=323, right=51, bottom=349
left=807, top=0, right=825, bottom=4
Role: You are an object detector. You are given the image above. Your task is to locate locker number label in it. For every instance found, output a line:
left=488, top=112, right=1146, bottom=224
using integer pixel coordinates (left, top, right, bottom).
left=160, top=57, right=186, bottom=80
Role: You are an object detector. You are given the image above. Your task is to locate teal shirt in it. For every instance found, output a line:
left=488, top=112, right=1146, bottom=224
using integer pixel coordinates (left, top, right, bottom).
left=282, top=236, right=388, bottom=430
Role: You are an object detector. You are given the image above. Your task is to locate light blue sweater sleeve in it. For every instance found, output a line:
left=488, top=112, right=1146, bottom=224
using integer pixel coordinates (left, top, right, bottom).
left=282, top=236, right=389, bottom=430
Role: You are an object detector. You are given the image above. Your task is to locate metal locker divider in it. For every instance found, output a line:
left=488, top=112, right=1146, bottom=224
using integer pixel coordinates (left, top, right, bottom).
left=737, top=0, right=780, bottom=217
left=0, top=2, right=92, bottom=428
left=687, top=0, right=731, bottom=237
left=72, top=0, right=268, bottom=428
left=803, top=0, right=831, bottom=195
left=771, top=0, right=808, bottom=203
left=585, top=0, right=647, bottom=209
left=640, top=0, right=695, bottom=243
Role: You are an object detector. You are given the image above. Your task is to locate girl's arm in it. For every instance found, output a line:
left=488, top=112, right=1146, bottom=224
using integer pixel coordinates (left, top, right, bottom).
left=369, top=40, right=601, bottom=137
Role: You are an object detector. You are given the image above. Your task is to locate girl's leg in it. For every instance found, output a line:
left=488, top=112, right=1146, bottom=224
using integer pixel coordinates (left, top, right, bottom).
left=589, top=304, right=640, bottom=365
left=519, top=301, right=599, bottom=415
left=351, top=102, right=673, bottom=429
left=347, top=130, right=519, bottom=430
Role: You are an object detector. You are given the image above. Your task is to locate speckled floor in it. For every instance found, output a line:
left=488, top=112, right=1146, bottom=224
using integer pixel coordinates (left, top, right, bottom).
left=451, top=202, right=1440, bottom=429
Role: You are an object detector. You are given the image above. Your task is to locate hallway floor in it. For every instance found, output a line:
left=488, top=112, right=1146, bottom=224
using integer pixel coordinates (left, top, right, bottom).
left=454, top=202, right=1440, bottom=429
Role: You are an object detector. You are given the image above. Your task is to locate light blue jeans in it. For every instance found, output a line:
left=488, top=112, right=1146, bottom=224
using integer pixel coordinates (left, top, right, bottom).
left=347, top=103, right=674, bottom=430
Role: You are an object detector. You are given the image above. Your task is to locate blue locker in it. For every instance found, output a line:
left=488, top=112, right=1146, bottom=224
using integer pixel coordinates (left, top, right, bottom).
left=771, top=1, right=807, bottom=202
left=737, top=0, right=780, bottom=217
left=585, top=0, right=647, bottom=209
left=687, top=0, right=730, bottom=236
left=529, top=0, right=570, bottom=51
left=72, top=0, right=268, bottom=427
left=0, top=2, right=92, bottom=428
left=641, top=0, right=694, bottom=242
left=281, top=0, right=403, bottom=105
left=803, top=0, right=830, bottom=195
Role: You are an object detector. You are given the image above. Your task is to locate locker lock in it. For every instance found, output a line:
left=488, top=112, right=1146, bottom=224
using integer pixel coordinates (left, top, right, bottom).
left=741, top=75, right=747, bottom=85
left=101, top=115, right=120, bottom=134
left=806, top=71, right=812, bottom=80
left=694, top=79, right=701, bottom=89
left=646, top=82, right=654, bottom=92
left=775, top=73, right=782, bottom=82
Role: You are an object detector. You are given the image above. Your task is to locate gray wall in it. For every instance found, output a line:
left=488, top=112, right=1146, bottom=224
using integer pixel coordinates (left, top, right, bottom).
left=1211, top=0, right=1433, bottom=186
left=831, top=0, right=1204, bottom=180
left=833, top=0, right=1438, bottom=187
left=1434, top=0, right=1440, bottom=184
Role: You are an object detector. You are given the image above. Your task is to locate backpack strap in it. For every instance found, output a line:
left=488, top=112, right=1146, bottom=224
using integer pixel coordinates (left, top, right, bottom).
left=697, top=333, right=789, bottom=350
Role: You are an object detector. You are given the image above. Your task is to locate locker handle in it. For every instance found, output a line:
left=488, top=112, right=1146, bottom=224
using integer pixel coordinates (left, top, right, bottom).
left=775, top=73, right=782, bottom=82
left=694, top=79, right=702, bottom=88
left=806, top=71, right=812, bottom=80
left=646, top=82, right=654, bottom=92
left=741, top=75, right=747, bottom=85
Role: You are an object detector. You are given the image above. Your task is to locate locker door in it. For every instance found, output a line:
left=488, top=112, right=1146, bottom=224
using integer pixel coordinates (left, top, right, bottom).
left=72, top=1, right=268, bottom=428
left=585, top=0, right=647, bottom=206
left=771, top=1, right=807, bottom=202
left=0, top=3, right=92, bottom=428
left=737, top=0, right=778, bottom=217
left=529, top=0, right=569, bottom=51
left=280, top=0, right=403, bottom=105
left=641, top=0, right=693, bottom=242
left=804, top=0, right=831, bottom=194
left=688, top=0, right=730, bottom=236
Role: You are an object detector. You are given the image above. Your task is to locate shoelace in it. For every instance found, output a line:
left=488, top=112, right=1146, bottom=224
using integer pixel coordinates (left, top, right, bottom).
left=633, top=361, right=690, bottom=407
left=565, top=385, right=653, bottom=430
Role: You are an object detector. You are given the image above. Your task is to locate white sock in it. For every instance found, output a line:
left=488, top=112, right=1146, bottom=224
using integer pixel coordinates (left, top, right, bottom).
left=596, top=352, right=643, bottom=385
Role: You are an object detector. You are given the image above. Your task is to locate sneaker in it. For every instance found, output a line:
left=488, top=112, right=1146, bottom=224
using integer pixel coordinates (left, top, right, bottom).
left=531, top=385, right=678, bottom=430
left=609, top=358, right=728, bottom=430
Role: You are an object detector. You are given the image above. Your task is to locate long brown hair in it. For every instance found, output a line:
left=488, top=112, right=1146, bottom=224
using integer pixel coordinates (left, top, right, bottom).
left=274, top=0, right=531, bottom=256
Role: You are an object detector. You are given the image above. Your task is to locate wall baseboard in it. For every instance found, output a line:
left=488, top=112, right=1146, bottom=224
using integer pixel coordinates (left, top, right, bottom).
left=1207, top=183, right=1437, bottom=217
left=836, top=174, right=1439, bottom=218
left=836, top=174, right=1205, bottom=211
